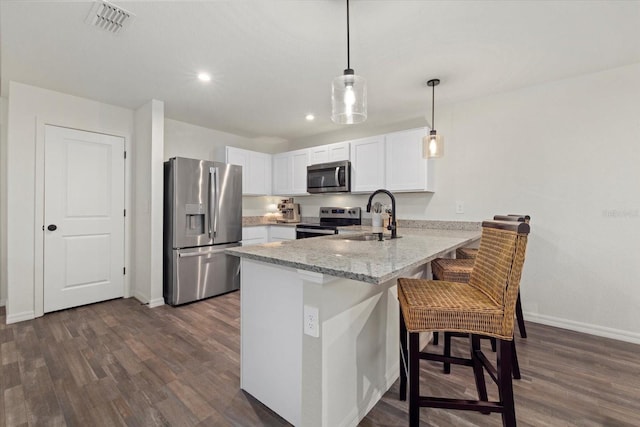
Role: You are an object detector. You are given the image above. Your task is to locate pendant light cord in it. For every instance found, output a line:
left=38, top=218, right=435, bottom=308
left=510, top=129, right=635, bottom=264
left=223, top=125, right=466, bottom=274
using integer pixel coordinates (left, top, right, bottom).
left=431, top=83, right=435, bottom=129
left=346, top=0, right=351, bottom=69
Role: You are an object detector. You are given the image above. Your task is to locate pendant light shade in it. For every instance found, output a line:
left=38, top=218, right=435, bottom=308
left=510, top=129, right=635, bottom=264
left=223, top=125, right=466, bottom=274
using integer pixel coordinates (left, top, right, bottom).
left=332, top=0, right=367, bottom=124
left=423, top=78, right=444, bottom=158
left=332, top=70, right=367, bottom=124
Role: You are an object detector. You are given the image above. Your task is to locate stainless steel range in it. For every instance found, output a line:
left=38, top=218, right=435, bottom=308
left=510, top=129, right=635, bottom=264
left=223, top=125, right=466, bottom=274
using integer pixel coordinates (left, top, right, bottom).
left=295, top=207, right=361, bottom=239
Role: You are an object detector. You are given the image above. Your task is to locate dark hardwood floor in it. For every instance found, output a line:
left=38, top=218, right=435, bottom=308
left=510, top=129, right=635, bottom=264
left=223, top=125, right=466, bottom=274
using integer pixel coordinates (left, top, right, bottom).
left=1, top=292, right=639, bottom=426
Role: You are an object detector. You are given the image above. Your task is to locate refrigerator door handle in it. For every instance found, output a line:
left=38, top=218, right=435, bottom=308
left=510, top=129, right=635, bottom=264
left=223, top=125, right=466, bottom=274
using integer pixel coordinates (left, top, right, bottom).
left=208, top=167, right=213, bottom=239
left=178, top=248, right=227, bottom=258
left=209, top=166, right=219, bottom=239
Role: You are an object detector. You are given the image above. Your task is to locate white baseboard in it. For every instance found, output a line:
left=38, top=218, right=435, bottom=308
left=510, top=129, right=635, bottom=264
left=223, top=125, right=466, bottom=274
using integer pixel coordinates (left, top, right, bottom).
left=6, top=310, right=35, bottom=324
left=148, top=297, right=165, bottom=308
left=133, top=290, right=150, bottom=305
left=339, top=363, right=399, bottom=427
left=525, top=312, right=640, bottom=345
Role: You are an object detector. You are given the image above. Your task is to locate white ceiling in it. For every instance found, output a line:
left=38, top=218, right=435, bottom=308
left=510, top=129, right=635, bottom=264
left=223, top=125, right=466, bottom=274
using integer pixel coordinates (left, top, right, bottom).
left=2, top=0, right=640, bottom=143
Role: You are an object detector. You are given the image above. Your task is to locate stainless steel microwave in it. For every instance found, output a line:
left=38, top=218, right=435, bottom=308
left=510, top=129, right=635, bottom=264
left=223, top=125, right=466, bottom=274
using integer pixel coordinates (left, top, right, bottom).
left=307, top=160, right=351, bottom=193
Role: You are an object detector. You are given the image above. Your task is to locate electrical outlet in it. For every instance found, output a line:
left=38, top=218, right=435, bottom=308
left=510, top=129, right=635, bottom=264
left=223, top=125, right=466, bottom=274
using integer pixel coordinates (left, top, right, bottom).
left=303, top=305, right=319, bottom=338
left=456, top=201, right=464, bottom=214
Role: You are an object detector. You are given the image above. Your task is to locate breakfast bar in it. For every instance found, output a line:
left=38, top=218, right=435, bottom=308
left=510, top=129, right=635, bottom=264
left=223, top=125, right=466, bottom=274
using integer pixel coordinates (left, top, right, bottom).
left=226, top=228, right=480, bottom=427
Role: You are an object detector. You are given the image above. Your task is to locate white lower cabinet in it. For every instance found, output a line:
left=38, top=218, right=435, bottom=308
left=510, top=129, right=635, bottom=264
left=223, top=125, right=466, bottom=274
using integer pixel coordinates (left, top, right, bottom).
left=242, top=226, right=269, bottom=246
left=242, top=225, right=296, bottom=245
left=269, top=226, right=296, bottom=242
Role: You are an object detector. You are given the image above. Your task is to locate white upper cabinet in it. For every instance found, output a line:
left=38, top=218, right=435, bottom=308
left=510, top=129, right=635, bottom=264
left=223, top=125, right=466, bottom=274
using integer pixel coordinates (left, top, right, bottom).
left=226, top=147, right=272, bottom=196
left=350, top=136, right=385, bottom=193
left=385, top=128, right=433, bottom=192
left=272, top=149, right=310, bottom=196
left=309, top=142, right=350, bottom=165
left=248, top=128, right=433, bottom=197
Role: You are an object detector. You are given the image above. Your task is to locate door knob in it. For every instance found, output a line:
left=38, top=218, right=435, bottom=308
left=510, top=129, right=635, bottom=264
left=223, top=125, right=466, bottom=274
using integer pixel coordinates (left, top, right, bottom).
left=47, top=224, right=57, bottom=231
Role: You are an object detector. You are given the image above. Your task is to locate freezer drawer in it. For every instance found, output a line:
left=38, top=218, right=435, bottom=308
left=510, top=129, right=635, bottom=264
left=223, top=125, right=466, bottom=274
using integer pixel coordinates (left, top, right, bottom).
left=164, top=243, right=241, bottom=306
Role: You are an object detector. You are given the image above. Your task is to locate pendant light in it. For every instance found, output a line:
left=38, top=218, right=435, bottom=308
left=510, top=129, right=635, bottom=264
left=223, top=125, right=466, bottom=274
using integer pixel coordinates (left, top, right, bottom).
left=423, top=79, right=444, bottom=158
left=331, top=0, right=367, bottom=125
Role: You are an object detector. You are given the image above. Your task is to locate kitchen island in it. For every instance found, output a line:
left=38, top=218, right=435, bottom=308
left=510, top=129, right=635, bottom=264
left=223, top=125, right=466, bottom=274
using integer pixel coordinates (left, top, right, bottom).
left=226, top=228, right=480, bottom=427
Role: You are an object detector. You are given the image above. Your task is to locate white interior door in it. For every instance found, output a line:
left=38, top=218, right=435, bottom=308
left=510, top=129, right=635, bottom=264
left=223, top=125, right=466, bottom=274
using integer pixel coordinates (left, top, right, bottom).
left=44, top=125, right=125, bottom=313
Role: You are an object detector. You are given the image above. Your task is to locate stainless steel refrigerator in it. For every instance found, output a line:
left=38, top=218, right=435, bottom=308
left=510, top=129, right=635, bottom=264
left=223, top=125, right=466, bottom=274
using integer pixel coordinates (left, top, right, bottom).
left=163, top=157, right=242, bottom=305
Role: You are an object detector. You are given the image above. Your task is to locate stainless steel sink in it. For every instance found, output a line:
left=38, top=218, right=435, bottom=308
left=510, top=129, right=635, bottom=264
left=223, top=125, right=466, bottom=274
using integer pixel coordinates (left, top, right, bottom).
left=340, top=233, right=390, bottom=241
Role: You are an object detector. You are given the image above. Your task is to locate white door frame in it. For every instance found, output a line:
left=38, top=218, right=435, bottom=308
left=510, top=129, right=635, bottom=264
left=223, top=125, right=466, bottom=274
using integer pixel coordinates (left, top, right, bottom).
left=34, top=119, right=132, bottom=318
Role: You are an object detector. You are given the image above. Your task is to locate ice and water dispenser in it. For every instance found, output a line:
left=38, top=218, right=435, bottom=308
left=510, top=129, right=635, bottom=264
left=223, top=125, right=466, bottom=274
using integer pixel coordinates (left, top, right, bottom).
left=185, top=203, right=206, bottom=236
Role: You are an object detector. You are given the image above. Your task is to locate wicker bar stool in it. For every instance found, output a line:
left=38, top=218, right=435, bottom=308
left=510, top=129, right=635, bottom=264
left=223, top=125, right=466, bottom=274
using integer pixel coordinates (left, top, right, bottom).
left=398, top=220, right=530, bottom=427
left=431, top=214, right=530, bottom=345
left=456, top=247, right=478, bottom=260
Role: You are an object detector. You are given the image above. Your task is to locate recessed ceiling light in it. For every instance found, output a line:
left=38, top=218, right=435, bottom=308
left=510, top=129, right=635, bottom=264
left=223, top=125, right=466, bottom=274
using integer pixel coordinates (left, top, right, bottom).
left=305, top=114, right=315, bottom=121
left=198, top=72, right=211, bottom=82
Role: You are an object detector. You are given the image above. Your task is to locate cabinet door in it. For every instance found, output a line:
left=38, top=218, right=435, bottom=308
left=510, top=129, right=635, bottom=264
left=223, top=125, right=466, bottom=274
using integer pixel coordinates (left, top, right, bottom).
left=227, top=147, right=272, bottom=196
left=350, top=136, right=385, bottom=193
left=385, top=128, right=429, bottom=192
left=269, top=226, right=296, bottom=242
left=308, top=146, right=329, bottom=165
left=226, top=147, right=248, bottom=194
left=248, top=152, right=272, bottom=195
left=291, top=149, right=310, bottom=195
left=328, top=142, right=350, bottom=161
left=272, top=153, right=291, bottom=195
left=242, top=226, right=269, bottom=246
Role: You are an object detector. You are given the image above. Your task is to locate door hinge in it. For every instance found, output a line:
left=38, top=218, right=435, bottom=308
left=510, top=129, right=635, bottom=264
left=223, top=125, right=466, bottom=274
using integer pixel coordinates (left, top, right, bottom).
left=124, top=209, right=126, bottom=217
left=124, top=151, right=127, bottom=159
left=123, top=267, right=126, bottom=275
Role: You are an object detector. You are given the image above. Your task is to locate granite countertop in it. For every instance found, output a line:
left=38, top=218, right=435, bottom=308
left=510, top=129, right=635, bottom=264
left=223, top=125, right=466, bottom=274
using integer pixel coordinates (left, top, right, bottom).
left=226, top=228, right=480, bottom=285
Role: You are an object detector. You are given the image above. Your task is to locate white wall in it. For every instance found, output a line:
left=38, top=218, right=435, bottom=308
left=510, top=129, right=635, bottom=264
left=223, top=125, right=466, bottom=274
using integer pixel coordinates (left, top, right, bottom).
left=290, top=63, right=640, bottom=343
left=4, top=82, right=135, bottom=323
left=133, top=100, right=165, bottom=306
left=0, top=96, right=7, bottom=307
left=164, top=118, right=283, bottom=161
left=164, top=118, right=280, bottom=216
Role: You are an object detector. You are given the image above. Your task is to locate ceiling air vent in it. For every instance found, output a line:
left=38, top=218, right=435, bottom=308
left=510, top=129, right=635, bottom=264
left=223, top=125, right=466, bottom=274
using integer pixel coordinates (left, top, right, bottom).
left=85, top=0, right=134, bottom=35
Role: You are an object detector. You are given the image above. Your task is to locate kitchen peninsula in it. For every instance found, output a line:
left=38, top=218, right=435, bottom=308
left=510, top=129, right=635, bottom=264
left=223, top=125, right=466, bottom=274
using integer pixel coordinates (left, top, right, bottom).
left=226, top=228, right=480, bottom=427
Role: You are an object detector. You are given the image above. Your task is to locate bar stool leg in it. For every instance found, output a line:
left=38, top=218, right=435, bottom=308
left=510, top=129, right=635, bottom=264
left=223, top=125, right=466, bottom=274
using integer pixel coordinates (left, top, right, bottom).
left=409, top=332, right=421, bottom=427
left=433, top=331, right=439, bottom=345
left=470, top=334, right=488, bottom=403
left=515, top=292, right=527, bottom=338
left=399, top=312, right=408, bottom=401
left=498, top=339, right=517, bottom=427
left=443, top=332, right=452, bottom=374
left=511, top=339, right=521, bottom=380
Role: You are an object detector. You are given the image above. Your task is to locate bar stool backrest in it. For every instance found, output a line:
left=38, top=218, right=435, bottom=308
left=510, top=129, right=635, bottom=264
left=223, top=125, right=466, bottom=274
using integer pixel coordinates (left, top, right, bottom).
left=493, top=214, right=531, bottom=223
left=468, top=220, right=530, bottom=339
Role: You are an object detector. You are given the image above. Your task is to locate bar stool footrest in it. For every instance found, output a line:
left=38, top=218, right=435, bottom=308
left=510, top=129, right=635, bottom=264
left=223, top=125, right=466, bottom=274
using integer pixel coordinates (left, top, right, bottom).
left=419, top=396, right=504, bottom=413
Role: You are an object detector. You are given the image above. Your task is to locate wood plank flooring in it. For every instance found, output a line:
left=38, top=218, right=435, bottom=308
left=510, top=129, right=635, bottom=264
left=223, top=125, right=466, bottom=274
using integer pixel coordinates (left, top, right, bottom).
left=1, top=293, right=639, bottom=426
